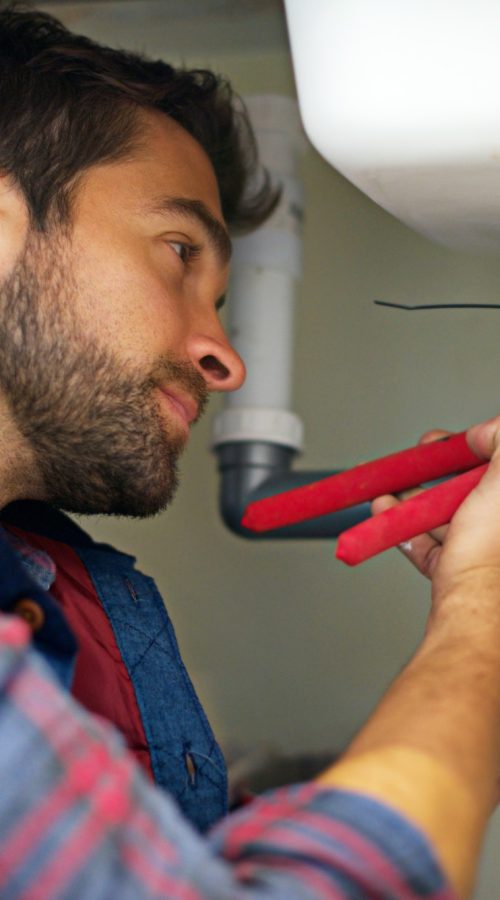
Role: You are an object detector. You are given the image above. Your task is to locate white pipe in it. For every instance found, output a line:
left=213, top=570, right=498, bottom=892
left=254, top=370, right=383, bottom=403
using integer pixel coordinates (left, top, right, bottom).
left=212, top=95, right=306, bottom=451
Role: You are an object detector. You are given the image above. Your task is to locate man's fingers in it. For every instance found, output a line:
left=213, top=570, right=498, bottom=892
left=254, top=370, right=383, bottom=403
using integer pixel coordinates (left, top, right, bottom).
left=467, top=415, right=500, bottom=461
left=369, top=420, right=500, bottom=581
left=373, top=487, right=447, bottom=544
left=418, top=429, right=452, bottom=445
left=371, top=494, right=396, bottom=517
left=371, top=493, right=443, bottom=579
left=428, top=524, right=448, bottom=544
left=397, top=532, right=442, bottom=580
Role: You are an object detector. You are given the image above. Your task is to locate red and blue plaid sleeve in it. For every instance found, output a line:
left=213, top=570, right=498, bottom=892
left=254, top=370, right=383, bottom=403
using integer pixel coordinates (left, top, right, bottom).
left=0, top=613, right=455, bottom=899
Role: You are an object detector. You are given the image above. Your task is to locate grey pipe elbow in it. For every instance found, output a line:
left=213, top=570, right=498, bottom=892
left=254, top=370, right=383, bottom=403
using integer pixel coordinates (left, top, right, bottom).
left=214, top=441, right=371, bottom=540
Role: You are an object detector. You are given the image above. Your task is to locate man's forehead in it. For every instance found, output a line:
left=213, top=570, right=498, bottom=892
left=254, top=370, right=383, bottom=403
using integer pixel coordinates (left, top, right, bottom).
left=129, top=111, right=226, bottom=216
left=137, top=109, right=217, bottom=184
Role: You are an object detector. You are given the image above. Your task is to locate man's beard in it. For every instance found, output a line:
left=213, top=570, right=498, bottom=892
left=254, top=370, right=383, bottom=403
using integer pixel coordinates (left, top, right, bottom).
left=0, top=231, right=208, bottom=518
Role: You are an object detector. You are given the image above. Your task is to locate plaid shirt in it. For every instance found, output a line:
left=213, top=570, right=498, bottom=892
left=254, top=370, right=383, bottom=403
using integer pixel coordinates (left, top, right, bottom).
left=0, top=530, right=455, bottom=899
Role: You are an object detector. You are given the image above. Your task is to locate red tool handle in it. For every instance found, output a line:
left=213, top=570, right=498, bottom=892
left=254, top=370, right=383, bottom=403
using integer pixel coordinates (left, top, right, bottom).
left=242, top=431, right=483, bottom=532
left=336, top=463, right=489, bottom=565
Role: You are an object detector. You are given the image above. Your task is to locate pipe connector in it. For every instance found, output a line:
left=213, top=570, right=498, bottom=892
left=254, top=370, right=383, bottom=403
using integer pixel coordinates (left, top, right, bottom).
left=212, top=407, right=304, bottom=452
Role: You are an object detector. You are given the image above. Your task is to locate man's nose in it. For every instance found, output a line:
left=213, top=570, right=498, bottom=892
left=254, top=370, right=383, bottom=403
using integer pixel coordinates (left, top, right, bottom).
left=187, top=331, right=246, bottom=392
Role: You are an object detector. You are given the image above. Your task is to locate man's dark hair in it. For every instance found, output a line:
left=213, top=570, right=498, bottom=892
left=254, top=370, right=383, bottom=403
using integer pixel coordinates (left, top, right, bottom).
left=0, top=4, right=277, bottom=232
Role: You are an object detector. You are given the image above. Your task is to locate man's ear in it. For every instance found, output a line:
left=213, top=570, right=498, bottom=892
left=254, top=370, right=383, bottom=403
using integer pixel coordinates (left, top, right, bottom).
left=0, top=173, right=29, bottom=277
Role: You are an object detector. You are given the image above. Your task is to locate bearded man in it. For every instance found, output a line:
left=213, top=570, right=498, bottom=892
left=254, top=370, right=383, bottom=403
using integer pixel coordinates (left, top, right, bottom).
left=0, top=7, right=498, bottom=899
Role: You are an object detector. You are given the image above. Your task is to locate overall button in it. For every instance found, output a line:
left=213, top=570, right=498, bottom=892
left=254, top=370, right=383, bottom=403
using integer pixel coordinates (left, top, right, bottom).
left=13, top=598, right=45, bottom=633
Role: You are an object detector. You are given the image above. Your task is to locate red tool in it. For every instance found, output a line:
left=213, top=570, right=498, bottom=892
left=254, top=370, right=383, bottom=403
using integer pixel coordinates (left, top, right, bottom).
left=241, top=431, right=488, bottom=565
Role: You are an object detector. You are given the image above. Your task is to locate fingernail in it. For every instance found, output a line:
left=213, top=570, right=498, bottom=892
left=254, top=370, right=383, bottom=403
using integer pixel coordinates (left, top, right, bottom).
left=468, top=417, right=500, bottom=456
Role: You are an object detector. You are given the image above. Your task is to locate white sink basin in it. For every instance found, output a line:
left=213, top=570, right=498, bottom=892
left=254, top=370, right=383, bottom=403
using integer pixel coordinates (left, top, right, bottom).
left=284, top=0, right=500, bottom=252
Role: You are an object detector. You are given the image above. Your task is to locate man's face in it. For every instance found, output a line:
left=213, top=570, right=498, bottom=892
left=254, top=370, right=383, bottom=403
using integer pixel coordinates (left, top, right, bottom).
left=0, top=111, right=245, bottom=517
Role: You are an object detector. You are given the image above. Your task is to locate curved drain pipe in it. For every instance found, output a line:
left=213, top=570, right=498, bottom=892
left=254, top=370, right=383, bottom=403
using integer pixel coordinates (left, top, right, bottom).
left=211, top=95, right=369, bottom=539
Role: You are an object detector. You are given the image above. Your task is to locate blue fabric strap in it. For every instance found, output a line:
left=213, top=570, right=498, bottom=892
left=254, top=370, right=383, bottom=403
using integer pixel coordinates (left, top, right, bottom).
left=75, top=544, right=228, bottom=833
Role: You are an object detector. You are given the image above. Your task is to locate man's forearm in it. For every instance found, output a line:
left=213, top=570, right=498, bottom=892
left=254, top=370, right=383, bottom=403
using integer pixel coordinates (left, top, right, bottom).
left=317, top=594, right=500, bottom=899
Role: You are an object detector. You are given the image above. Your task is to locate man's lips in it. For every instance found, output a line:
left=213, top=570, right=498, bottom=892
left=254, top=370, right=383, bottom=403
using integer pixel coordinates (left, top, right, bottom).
left=159, top=388, right=199, bottom=426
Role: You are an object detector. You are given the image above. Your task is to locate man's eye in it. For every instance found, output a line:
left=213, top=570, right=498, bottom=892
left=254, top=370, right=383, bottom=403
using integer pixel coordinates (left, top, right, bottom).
left=168, top=241, right=201, bottom=265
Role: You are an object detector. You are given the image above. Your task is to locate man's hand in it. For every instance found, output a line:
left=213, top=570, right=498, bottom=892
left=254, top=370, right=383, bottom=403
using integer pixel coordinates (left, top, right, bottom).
left=431, top=416, right=500, bottom=567
left=319, top=416, right=500, bottom=898
left=371, top=425, right=482, bottom=580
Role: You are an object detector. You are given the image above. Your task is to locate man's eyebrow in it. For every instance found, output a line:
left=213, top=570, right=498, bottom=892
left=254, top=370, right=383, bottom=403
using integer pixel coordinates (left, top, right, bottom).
left=147, top=196, right=232, bottom=265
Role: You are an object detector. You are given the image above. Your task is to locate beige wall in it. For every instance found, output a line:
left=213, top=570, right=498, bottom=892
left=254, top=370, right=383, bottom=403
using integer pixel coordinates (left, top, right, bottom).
left=38, top=3, right=500, bottom=894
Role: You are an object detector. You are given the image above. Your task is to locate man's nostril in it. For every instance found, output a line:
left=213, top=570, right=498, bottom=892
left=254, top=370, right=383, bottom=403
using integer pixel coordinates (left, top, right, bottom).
left=200, top=355, right=229, bottom=381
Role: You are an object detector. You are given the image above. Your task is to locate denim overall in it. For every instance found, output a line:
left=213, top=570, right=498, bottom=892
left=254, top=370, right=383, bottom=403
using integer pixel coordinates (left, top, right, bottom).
left=0, top=500, right=228, bottom=833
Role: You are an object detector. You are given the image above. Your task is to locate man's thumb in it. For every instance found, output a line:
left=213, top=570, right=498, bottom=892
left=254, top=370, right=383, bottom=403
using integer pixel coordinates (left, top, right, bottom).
left=467, top=416, right=500, bottom=461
